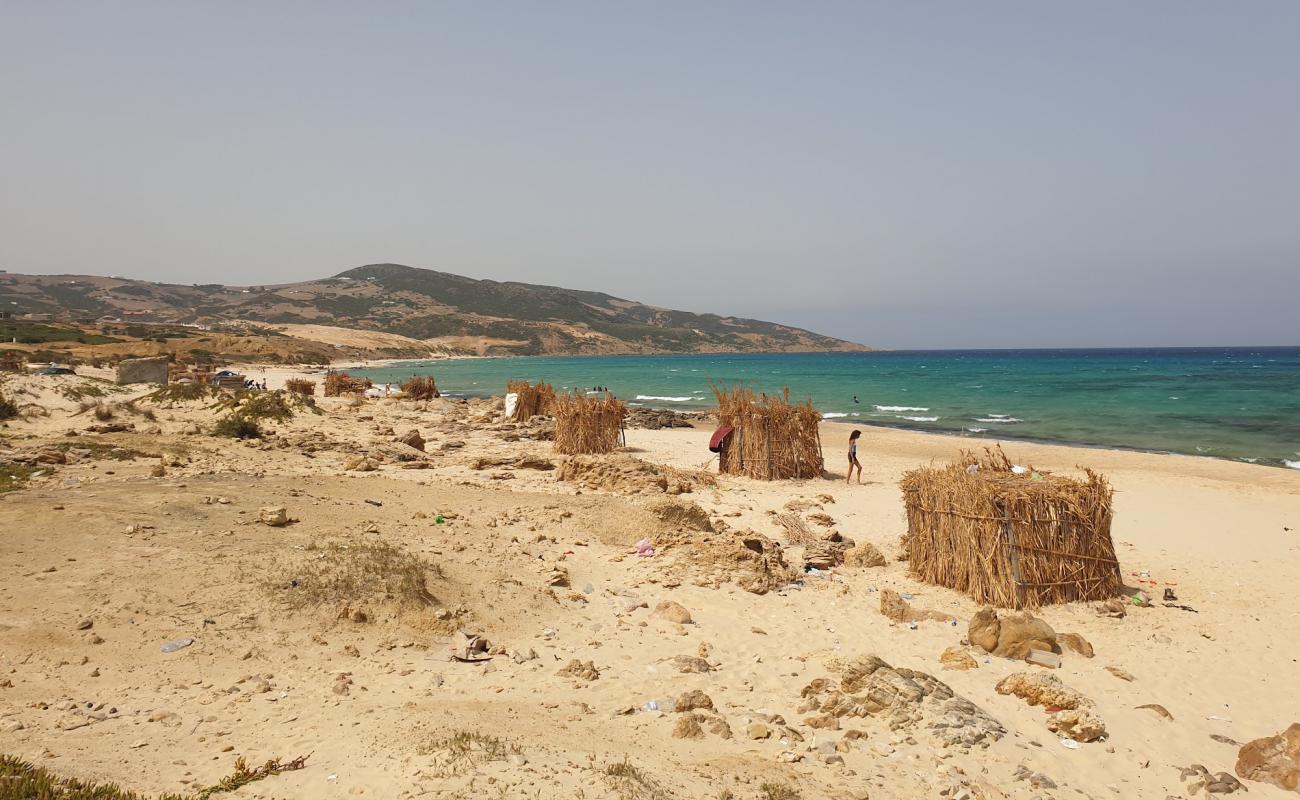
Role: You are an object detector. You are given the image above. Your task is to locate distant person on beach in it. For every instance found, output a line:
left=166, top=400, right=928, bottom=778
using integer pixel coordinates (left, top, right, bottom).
left=853, top=395, right=859, bottom=404
left=847, top=429, right=863, bottom=484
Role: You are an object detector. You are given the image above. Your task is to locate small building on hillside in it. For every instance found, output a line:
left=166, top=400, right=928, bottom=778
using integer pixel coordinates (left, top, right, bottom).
left=115, top=356, right=171, bottom=385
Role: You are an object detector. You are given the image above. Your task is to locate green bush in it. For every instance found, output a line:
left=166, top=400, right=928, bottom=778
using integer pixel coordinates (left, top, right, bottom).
left=212, top=414, right=263, bottom=439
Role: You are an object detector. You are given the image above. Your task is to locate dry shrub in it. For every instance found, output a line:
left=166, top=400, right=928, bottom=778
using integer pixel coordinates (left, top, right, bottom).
left=553, top=391, right=626, bottom=454
left=214, top=390, right=308, bottom=421
left=711, top=384, right=823, bottom=480
left=323, top=371, right=371, bottom=397
left=900, top=446, right=1120, bottom=608
left=284, top=378, right=316, bottom=397
left=0, top=754, right=192, bottom=800
left=507, top=380, right=556, bottom=421
left=276, top=539, right=440, bottom=612
left=0, top=392, right=17, bottom=421
left=605, top=760, right=671, bottom=800
left=417, top=731, right=520, bottom=777
left=147, top=382, right=217, bottom=405
left=400, top=375, right=440, bottom=400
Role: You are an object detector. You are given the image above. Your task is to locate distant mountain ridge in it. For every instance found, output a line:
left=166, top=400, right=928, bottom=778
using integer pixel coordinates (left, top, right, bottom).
left=0, top=263, right=867, bottom=356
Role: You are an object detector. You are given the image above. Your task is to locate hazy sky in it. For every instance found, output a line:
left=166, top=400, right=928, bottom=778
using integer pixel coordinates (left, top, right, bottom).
left=2, top=2, right=1298, bottom=348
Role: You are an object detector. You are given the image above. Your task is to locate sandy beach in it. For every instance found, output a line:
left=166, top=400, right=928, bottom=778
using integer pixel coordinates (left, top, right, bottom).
left=2, top=370, right=1298, bottom=799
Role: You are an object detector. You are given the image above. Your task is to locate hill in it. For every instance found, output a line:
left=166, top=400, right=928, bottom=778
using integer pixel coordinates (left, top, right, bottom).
left=0, top=264, right=865, bottom=357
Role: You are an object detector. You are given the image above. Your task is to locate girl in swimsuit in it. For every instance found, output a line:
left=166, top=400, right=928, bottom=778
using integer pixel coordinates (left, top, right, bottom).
left=847, top=429, right=862, bottom=484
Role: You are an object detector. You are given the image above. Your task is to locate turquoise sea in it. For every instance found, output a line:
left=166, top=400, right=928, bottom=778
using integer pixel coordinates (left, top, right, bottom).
left=354, top=348, right=1300, bottom=469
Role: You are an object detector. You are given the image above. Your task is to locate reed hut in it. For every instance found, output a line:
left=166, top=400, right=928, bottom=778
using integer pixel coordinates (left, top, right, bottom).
left=400, top=375, right=440, bottom=400
left=552, top=391, right=626, bottom=455
left=507, top=380, right=556, bottom=421
left=900, top=447, right=1120, bottom=608
left=323, top=371, right=372, bottom=397
left=284, top=378, right=317, bottom=397
left=710, top=385, right=823, bottom=480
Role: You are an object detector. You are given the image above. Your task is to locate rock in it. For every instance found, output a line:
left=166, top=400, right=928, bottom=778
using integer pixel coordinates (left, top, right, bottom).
left=843, top=542, right=887, bottom=568
left=995, top=672, right=1106, bottom=743
left=150, top=464, right=166, bottom=477
left=557, top=659, right=600, bottom=681
left=747, top=722, right=772, bottom=740
left=880, top=589, right=951, bottom=623
left=148, top=709, right=177, bottom=723
left=969, top=608, right=1058, bottom=659
left=1105, top=665, right=1135, bottom=682
left=344, top=456, right=378, bottom=472
left=705, top=716, right=734, bottom=739
left=1058, top=632, right=1094, bottom=658
left=672, top=714, right=705, bottom=739
left=396, top=430, right=425, bottom=451
left=674, top=690, right=714, bottom=713
left=654, top=600, right=693, bottom=625
left=801, top=654, right=1004, bottom=751
left=1183, top=764, right=1247, bottom=795
left=668, top=655, right=713, bottom=674
left=968, top=607, right=1001, bottom=652
left=257, top=506, right=289, bottom=527
left=1095, top=598, right=1128, bottom=618
left=940, top=647, right=978, bottom=671
left=76, top=618, right=93, bottom=631
left=1235, top=722, right=1300, bottom=792
left=1013, top=765, right=1058, bottom=790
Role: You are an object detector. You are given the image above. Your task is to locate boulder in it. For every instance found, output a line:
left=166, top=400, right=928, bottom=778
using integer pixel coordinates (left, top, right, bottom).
left=968, top=607, right=1001, bottom=653
left=668, top=655, right=712, bottom=674
left=995, top=672, right=1106, bottom=743
left=968, top=607, right=1058, bottom=659
left=557, top=659, right=600, bottom=681
left=654, top=600, right=693, bottom=625
left=1236, top=723, right=1300, bottom=792
left=674, top=690, right=714, bottom=713
left=258, top=507, right=289, bottom=527
left=672, top=714, right=705, bottom=739
left=940, top=646, right=978, bottom=671
left=396, top=429, right=425, bottom=451
left=1058, top=632, right=1094, bottom=658
left=843, top=542, right=887, bottom=568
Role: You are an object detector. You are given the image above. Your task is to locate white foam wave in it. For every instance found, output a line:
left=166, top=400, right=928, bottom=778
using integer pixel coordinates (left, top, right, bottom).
left=823, top=412, right=849, bottom=419
left=875, top=405, right=929, bottom=412
left=899, top=415, right=939, bottom=422
left=635, top=395, right=694, bottom=402
left=1285, top=460, right=1300, bottom=470
left=975, top=417, right=1022, bottom=423
left=966, top=427, right=988, bottom=433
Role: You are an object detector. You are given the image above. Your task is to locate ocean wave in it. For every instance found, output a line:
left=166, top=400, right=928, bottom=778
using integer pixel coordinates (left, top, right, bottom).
left=1285, top=460, right=1300, bottom=470
left=823, top=412, right=849, bottom=419
left=975, top=417, right=1022, bottom=423
left=635, top=395, right=694, bottom=402
left=966, top=427, right=988, bottom=433
left=875, top=405, right=929, bottom=412
left=899, top=415, right=939, bottom=422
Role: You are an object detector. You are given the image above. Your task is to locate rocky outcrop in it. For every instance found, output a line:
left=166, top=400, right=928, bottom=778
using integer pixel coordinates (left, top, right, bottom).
left=843, top=542, right=888, bottom=568
left=653, top=600, right=693, bottom=625
left=643, top=498, right=713, bottom=531
left=1236, top=723, right=1300, bottom=792
left=995, top=672, right=1106, bottom=742
left=798, top=654, right=1003, bottom=751
left=557, top=659, right=600, bottom=681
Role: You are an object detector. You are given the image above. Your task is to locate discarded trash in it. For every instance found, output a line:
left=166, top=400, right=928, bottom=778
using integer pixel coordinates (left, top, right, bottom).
left=582, top=583, right=594, bottom=594
left=160, top=638, right=193, bottom=653
left=1163, top=588, right=1178, bottom=601
left=634, top=539, right=655, bottom=557
left=965, top=464, right=980, bottom=474
left=1206, top=715, right=1232, bottom=722
left=542, top=627, right=557, bottom=639
left=1131, top=590, right=1152, bottom=607
left=1060, top=739, right=1081, bottom=750
left=642, top=700, right=659, bottom=712
left=1011, top=465, right=1028, bottom=475
left=365, top=499, right=382, bottom=507
left=900, top=592, right=914, bottom=601
left=435, top=515, right=445, bottom=524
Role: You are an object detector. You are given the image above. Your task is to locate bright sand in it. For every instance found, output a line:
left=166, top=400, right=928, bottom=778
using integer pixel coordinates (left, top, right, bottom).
left=1, top=373, right=1298, bottom=798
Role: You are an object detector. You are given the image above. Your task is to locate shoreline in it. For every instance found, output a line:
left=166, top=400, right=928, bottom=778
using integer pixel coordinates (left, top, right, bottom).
left=250, top=359, right=1300, bottom=472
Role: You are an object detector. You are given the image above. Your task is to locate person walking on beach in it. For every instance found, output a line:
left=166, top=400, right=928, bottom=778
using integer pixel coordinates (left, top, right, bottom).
left=847, top=429, right=863, bottom=484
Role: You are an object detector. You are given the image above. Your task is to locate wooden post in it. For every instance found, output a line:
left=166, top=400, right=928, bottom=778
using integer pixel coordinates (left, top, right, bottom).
left=998, top=499, right=1027, bottom=609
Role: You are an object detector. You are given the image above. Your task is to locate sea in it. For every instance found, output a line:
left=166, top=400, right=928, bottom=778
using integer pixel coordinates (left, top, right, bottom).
left=353, top=348, right=1300, bottom=470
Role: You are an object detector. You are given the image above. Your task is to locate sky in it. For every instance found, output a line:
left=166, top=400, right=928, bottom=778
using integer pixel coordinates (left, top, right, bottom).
left=2, top=2, right=1298, bottom=349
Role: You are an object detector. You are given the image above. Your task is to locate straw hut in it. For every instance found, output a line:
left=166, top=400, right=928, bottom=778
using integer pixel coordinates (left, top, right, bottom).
left=323, top=371, right=372, bottom=397
left=400, top=375, right=440, bottom=400
left=284, top=378, right=316, bottom=397
left=900, top=447, right=1120, bottom=608
left=552, top=391, right=626, bottom=455
left=710, top=385, right=823, bottom=480
left=507, top=380, right=556, bottom=421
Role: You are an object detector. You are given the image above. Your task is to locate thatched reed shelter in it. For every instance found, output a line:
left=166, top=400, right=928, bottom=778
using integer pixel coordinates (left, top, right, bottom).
left=284, top=378, right=317, bottom=397
left=400, top=375, right=440, bottom=400
left=323, top=371, right=372, bottom=397
left=710, top=385, right=823, bottom=480
left=507, top=380, right=556, bottom=421
left=553, top=391, right=626, bottom=455
left=900, top=447, right=1120, bottom=608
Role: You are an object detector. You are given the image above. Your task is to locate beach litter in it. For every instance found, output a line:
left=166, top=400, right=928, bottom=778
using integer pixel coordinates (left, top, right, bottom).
left=635, top=538, right=655, bottom=557
left=160, top=637, right=193, bottom=653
